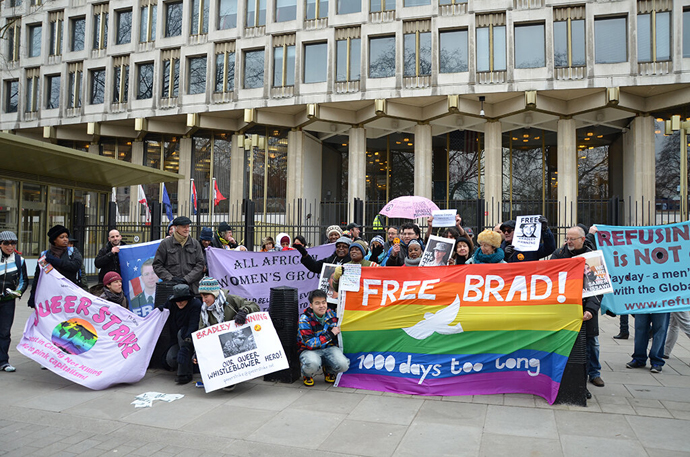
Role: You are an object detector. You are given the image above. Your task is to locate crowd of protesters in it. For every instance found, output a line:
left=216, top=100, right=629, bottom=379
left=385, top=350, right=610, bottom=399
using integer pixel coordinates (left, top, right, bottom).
left=1, top=212, right=687, bottom=401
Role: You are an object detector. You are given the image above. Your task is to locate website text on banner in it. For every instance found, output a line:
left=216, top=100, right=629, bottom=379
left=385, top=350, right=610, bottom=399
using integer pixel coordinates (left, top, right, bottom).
left=597, top=221, right=690, bottom=315
left=118, top=240, right=163, bottom=317
left=193, top=312, right=289, bottom=392
left=207, top=245, right=334, bottom=312
left=16, top=267, right=169, bottom=390
left=335, top=259, right=585, bottom=404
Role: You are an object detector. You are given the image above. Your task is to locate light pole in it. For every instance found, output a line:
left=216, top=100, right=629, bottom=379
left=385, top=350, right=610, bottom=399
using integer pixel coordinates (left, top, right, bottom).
left=664, top=115, right=689, bottom=221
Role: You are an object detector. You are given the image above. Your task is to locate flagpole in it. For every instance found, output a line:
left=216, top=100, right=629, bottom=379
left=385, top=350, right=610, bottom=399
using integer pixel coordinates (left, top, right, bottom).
left=211, top=177, right=216, bottom=227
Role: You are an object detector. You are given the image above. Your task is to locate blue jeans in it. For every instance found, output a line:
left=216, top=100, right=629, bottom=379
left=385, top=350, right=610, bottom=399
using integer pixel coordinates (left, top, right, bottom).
left=299, top=346, right=350, bottom=377
left=632, top=313, right=670, bottom=367
left=586, top=335, right=601, bottom=380
left=0, top=299, right=16, bottom=366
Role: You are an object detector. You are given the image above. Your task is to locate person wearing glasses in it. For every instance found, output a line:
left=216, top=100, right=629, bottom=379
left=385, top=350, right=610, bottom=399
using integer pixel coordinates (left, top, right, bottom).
left=0, top=231, right=27, bottom=372
left=499, top=217, right=556, bottom=262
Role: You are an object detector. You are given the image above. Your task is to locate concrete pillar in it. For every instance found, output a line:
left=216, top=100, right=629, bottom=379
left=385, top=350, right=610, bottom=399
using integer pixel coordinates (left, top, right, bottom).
left=483, top=121, right=502, bottom=227
left=286, top=130, right=323, bottom=236
left=129, top=141, right=145, bottom=221
left=228, top=133, right=245, bottom=217
left=178, top=137, right=192, bottom=218
left=414, top=123, right=432, bottom=199
left=623, top=115, right=656, bottom=225
left=348, top=127, right=366, bottom=222
left=557, top=118, right=577, bottom=231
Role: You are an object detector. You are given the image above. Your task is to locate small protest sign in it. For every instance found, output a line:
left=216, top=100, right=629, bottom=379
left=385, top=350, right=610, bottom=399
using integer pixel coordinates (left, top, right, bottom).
left=339, top=264, right=361, bottom=292
left=431, top=210, right=457, bottom=228
left=319, top=263, right=339, bottom=304
left=193, top=312, right=288, bottom=392
left=575, top=250, right=614, bottom=298
left=420, top=235, right=455, bottom=266
left=513, top=215, right=542, bottom=252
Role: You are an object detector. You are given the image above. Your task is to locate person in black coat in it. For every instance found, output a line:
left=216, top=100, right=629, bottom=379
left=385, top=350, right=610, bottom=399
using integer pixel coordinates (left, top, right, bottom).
left=28, top=225, right=83, bottom=308
left=294, top=236, right=351, bottom=274
left=94, top=229, right=127, bottom=285
left=158, top=284, right=202, bottom=384
left=550, top=225, right=604, bottom=390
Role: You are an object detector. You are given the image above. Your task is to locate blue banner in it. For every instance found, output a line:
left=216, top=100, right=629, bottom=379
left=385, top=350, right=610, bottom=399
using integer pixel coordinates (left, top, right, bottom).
left=118, top=240, right=162, bottom=317
left=597, top=221, right=690, bottom=314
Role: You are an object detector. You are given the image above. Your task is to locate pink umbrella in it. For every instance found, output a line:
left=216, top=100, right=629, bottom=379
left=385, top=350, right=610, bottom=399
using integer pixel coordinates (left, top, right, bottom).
left=379, top=196, right=440, bottom=219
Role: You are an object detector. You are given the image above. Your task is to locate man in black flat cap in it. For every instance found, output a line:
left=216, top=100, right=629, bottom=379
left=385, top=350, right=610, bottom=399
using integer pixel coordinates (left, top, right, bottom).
left=153, top=216, right=206, bottom=294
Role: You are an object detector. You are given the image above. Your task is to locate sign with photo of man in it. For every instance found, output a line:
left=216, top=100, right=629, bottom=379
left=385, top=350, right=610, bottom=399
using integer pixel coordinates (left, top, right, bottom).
left=420, top=236, right=455, bottom=267
left=512, top=215, right=542, bottom=252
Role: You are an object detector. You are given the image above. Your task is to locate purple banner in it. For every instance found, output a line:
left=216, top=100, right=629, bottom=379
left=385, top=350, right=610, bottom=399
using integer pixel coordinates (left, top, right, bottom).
left=206, top=245, right=335, bottom=312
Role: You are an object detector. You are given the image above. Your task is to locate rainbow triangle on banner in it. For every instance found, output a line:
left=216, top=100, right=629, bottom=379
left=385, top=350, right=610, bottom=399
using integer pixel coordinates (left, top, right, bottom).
left=335, top=258, right=585, bottom=404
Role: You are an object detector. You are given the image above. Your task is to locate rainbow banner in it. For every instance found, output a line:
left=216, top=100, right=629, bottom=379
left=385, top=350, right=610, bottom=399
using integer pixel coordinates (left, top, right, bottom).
left=335, top=258, right=585, bottom=404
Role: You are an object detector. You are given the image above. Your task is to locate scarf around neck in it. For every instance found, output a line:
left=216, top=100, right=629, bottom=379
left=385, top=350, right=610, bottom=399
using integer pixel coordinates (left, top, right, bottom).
left=200, top=290, right=227, bottom=328
left=173, top=229, right=188, bottom=246
left=404, top=256, right=422, bottom=266
left=472, top=247, right=505, bottom=264
left=49, top=244, right=67, bottom=258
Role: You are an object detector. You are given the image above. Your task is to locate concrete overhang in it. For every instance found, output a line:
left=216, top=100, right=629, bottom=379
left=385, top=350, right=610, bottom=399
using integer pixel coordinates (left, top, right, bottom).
left=0, top=132, right=181, bottom=191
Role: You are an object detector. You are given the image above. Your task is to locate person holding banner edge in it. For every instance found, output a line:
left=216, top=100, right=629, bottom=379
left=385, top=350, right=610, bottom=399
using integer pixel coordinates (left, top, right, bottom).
left=0, top=231, right=27, bottom=372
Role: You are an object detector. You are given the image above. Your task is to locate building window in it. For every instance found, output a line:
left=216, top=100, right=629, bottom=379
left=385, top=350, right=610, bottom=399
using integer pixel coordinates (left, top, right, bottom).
left=514, top=23, right=545, bottom=68
left=439, top=0, right=465, bottom=4
left=49, top=12, right=63, bottom=56
left=370, top=0, right=394, bottom=12
left=191, top=0, right=209, bottom=35
left=68, top=64, right=83, bottom=108
left=116, top=9, right=132, bottom=44
left=215, top=47, right=235, bottom=92
left=595, top=16, right=627, bottom=63
left=113, top=63, right=129, bottom=102
left=336, top=35, right=360, bottom=81
left=337, top=0, right=360, bottom=14
left=26, top=69, right=39, bottom=112
left=246, top=0, right=266, bottom=27
left=165, top=1, right=183, bottom=37
left=306, top=0, right=327, bottom=19
left=303, top=42, right=327, bottom=83
left=439, top=29, right=467, bottom=73
left=90, top=68, right=106, bottom=104
left=476, top=16, right=506, bottom=72
left=369, top=35, right=395, bottom=78
left=243, top=49, right=264, bottom=88
left=5, top=80, right=19, bottom=113
left=71, top=17, right=85, bottom=51
left=276, top=0, right=296, bottom=22
left=30, top=0, right=41, bottom=6
left=162, top=55, right=180, bottom=98
left=140, top=3, right=157, bottom=42
left=273, top=41, right=295, bottom=87
left=188, top=56, right=207, bottom=94
left=554, top=7, right=585, bottom=68
left=9, top=0, right=22, bottom=7
left=403, top=28, right=431, bottom=77
left=93, top=4, right=109, bottom=50
left=404, top=0, right=429, bottom=7
left=137, top=62, right=154, bottom=99
left=46, top=74, right=60, bottom=109
left=685, top=9, right=690, bottom=58
left=218, top=0, right=237, bottom=29
left=638, top=6, right=671, bottom=63
left=7, top=19, right=20, bottom=62
left=28, top=24, right=42, bottom=57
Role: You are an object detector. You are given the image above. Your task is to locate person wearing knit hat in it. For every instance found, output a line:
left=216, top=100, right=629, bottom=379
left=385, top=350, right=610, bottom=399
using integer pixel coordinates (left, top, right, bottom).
left=466, top=229, right=506, bottom=265
left=28, top=225, right=84, bottom=309
left=366, top=235, right=387, bottom=265
left=0, top=230, right=27, bottom=372
left=332, top=240, right=379, bottom=290
left=260, top=236, right=276, bottom=252
left=212, top=222, right=238, bottom=250
left=198, top=227, right=214, bottom=274
left=325, top=225, right=343, bottom=243
left=100, top=272, right=128, bottom=308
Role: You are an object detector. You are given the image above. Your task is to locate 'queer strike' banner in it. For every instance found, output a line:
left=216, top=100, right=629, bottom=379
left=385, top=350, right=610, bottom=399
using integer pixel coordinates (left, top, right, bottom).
left=597, top=221, right=690, bottom=315
left=207, top=245, right=334, bottom=312
left=119, top=240, right=163, bottom=317
left=17, top=267, right=169, bottom=390
left=335, top=259, right=585, bottom=404
left=193, top=312, right=289, bottom=392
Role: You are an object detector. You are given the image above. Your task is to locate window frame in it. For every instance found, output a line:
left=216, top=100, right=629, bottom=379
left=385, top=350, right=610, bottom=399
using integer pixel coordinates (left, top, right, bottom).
left=165, top=1, right=183, bottom=37
left=476, top=23, right=506, bottom=72
left=70, top=16, right=86, bottom=52
left=49, top=14, right=63, bottom=56
left=403, top=30, right=431, bottom=77
left=90, top=68, right=106, bottom=104
left=115, top=9, right=132, bottom=45
left=188, top=55, right=207, bottom=94
left=113, top=64, right=129, bottom=103
left=137, top=62, right=154, bottom=99
left=46, top=74, right=60, bottom=109
left=594, top=15, right=628, bottom=64
left=513, top=22, right=545, bottom=69
left=161, top=56, right=180, bottom=98
left=5, top=80, right=19, bottom=113
left=93, top=5, right=109, bottom=51
left=214, top=49, right=235, bottom=92
left=243, top=48, right=265, bottom=89
left=303, top=41, right=327, bottom=83
left=28, top=23, right=42, bottom=58
left=439, top=28, right=468, bottom=73
left=336, top=36, right=361, bottom=82
left=368, top=35, right=396, bottom=78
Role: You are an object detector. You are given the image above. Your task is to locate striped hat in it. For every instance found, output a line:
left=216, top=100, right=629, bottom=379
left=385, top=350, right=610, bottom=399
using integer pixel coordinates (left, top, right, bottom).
left=198, top=277, right=220, bottom=297
left=0, top=231, right=17, bottom=242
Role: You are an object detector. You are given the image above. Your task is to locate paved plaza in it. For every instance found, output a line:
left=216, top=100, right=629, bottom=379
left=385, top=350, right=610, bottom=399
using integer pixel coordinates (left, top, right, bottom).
left=2, top=297, right=690, bottom=457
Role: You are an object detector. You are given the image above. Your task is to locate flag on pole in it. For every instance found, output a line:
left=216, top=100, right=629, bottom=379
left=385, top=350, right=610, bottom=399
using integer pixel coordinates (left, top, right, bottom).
left=213, top=178, right=226, bottom=206
left=162, top=184, right=173, bottom=222
left=190, top=179, right=198, bottom=215
left=138, top=185, right=151, bottom=223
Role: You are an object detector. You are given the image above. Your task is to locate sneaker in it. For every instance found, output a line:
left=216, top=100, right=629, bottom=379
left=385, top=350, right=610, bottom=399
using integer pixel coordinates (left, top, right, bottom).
left=0, top=364, right=16, bottom=372
left=613, top=333, right=629, bottom=340
left=626, top=360, right=646, bottom=369
left=590, top=376, right=605, bottom=387
left=303, top=376, right=314, bottom=387
left=650, top=365, right=662, bottom=373
left=324, top=373, right=336, bottom=384
left=223, top=385, right=236, bottom=392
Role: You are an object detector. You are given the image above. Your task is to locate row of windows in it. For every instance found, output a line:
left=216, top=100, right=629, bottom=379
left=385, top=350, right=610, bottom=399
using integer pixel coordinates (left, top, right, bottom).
left=8, top=3, right=690, bottom=64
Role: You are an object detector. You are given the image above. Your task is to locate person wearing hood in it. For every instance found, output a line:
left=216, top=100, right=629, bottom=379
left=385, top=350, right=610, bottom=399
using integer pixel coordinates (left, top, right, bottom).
left=466, top=230, right=506, bottom=264
left=366, top=235, right=387, bottom=265
left=450, top=237, right=473, bottom=265
left=28, top=225, right=83, bottom=308
left=500, top=217, right=556, bottom=263
left=550, top=225, right=605, bottom=393
left=276, top=232, right=294, bottom=250
left=153, top=216, right=206, bottom=294
left=157, top=284, right=202, bottom=384
left=99, top=271, right=128, bottom=309
left=94, top=229, right=127, bottom=286
left=295, top=236, right=351, bottom=275
left=0, top=231, right=27, bottom=372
